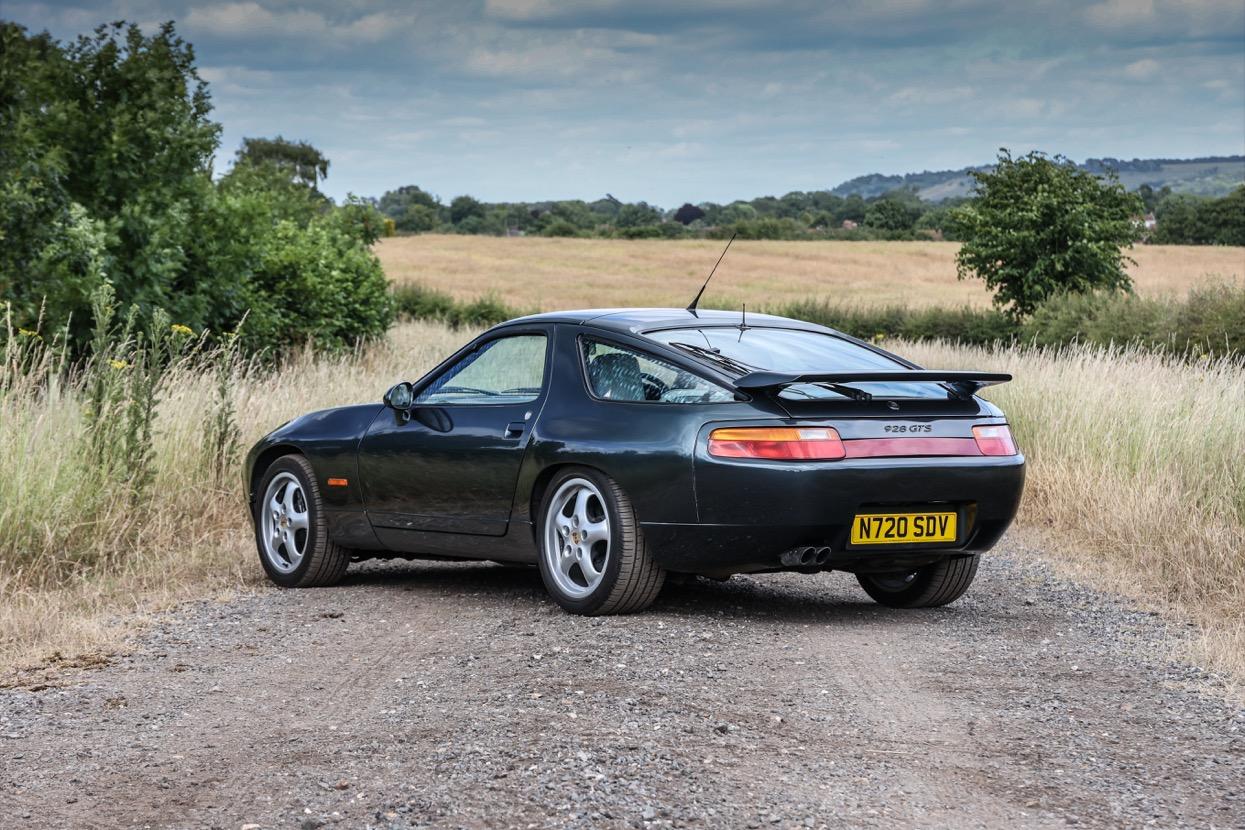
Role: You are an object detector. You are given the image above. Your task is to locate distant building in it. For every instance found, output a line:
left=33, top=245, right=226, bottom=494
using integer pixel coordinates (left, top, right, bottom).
left=841, top=219, right=859, bottom=230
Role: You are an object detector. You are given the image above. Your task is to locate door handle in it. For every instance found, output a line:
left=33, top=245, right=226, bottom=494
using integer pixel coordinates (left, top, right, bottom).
left=504, top=421, right=526, bottom=439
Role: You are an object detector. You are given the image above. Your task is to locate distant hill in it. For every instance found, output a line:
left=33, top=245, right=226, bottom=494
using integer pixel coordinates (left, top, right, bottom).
left=831, top=155, right=1245, bottom=202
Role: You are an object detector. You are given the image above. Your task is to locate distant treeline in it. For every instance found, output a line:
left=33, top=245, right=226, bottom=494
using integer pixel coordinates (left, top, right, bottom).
left=1144, top=185, right=1245, bottom=245
left=375, top=185, right=963, bottom=241
left=372, top=183, right=1245, bottom=245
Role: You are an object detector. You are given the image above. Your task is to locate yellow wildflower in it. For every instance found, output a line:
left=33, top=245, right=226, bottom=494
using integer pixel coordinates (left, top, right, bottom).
left=109, top=359, right=128, bottom=370
left=170, top=323, right=194, bottom=336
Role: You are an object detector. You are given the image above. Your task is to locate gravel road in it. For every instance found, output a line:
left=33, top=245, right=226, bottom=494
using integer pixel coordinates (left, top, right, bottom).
left=2, top=535, right=1242, bottom=830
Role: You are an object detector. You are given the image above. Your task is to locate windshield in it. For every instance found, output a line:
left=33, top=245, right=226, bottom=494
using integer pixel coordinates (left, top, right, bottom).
left=650, top=326, right=950, bottom=400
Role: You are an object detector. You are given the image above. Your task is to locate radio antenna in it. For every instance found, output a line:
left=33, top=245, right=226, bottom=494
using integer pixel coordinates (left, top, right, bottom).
left=686, top=231, right=737, bottom=315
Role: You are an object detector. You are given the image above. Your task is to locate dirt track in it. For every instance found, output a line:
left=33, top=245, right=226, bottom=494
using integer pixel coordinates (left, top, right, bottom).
left=2, top=536, right=1243, bottom=829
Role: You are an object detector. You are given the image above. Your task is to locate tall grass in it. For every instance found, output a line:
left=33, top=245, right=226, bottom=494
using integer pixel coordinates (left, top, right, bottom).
left=3, top=317, right=1243, bottom=685
left=0, top=319, right=466, bottom=669
left=903, top=339, right=1245, bottom=678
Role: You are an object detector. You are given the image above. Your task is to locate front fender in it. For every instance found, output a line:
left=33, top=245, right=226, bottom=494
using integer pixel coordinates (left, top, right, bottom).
left=243, top=404, right=386, bottom=548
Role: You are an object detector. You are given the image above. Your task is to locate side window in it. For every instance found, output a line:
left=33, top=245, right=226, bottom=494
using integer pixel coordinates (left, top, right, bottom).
left=417, top=334, right=547, bottom=405
left=581, top=339, right=735, bottom=404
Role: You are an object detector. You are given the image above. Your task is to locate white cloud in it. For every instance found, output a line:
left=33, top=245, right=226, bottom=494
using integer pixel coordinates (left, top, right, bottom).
left=1123, top=58, right=1161, bottom=80
left=185, top=2, right=401, bottom=43
left=1083, top=0, right=1244, bottom=38
left=463, top=29, right=658, bottom=80
left=887, top=85, right=975, bottom=106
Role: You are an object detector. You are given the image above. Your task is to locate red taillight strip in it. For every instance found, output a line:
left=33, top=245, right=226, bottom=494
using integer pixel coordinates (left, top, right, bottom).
left=708, top=427, right=846, bottom=460
left=843, top=437, right=981, bottom=459
left=708, top=425, right=1019, bottom=461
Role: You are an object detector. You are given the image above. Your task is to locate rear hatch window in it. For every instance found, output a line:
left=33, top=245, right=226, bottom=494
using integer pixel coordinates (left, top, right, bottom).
left=648, top=326, right=951, bottom=400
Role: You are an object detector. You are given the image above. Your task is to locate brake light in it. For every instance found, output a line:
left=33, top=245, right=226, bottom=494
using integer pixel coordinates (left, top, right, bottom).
left=708, top=427, right=846, bottom=460
left=972, top=424, right=1017, bottom=456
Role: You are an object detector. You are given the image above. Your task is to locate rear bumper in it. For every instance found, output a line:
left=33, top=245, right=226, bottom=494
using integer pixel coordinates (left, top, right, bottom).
left=645, top=454, right=1025, bottom=574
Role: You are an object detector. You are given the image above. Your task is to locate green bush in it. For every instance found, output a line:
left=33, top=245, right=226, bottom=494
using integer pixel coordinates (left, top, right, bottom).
left=773, top=299, right=1017, bottom=347
left=774, top=283, right=1243, bottom=360
left=1022, top=282, right=1245, bottom=358
left=541, top=219, right=583, bottom=238
left=391, top=283, right=518, bottom=329
left=241, top=220, right=394, bottom=354
left=1177, top=282, right=1245, bottom=355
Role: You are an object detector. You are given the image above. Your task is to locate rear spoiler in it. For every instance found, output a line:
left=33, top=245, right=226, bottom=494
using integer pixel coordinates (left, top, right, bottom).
left=733, top=370, right=1012, bottom=398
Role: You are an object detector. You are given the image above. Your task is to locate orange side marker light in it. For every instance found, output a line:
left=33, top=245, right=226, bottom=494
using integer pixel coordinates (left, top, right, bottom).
left=327, top=477, right=349, bottom=487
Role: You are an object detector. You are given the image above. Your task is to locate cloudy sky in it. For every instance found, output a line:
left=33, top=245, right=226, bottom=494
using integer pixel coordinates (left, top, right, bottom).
left=7, top=1, right=1245, bottom=205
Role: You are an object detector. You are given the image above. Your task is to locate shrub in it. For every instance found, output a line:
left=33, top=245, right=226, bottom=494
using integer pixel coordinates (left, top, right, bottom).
left=775, top=283, right=1243, bottom=360
left=391, top=284, right=518, bottom=329
left=240, top=220, right=394, bottom=354
left=613, top=225, right=667, bottom=240
left=1022, top=282, right=1245, bottom=359
left=774, top=299, right=1017, bottom=347
left=541, top=219, right=583, bottom=238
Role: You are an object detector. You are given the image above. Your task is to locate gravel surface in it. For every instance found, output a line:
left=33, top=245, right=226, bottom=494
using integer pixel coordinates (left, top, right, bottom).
left=2, top=535, right=1243, bottom=830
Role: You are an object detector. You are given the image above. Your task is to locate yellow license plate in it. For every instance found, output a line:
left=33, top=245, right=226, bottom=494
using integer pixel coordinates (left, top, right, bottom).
left=850, top=511, right=957, bottom=545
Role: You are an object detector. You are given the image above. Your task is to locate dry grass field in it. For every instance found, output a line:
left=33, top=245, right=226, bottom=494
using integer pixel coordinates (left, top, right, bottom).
left=377, top=235, right=1245, bottom=310
left=902, top=339, right=1245, bottom=682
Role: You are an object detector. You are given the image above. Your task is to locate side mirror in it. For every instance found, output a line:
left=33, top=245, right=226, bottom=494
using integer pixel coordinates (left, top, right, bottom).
left=383, top=381, right=414, bottom=411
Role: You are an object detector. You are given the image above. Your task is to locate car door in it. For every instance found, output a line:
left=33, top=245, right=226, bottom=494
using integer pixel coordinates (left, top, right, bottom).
left=358, top=329, right=551, bottom=536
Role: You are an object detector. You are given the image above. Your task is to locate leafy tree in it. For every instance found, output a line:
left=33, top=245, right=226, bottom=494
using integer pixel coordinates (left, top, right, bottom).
left=954, top=150, right=1142, bottom=319
left=864, top=196, right=920, bottom=231
left=0, top=23, right=88, bottom=338
left=1, top=20, right=220, bottom=339
left=673, top=203, right=706, bottom=225
left=234, top=136, right=329, bottom=189
left=1196, top=186, right=1245, bottom=246
left=450, top=195, right=485, bottom=225
left=1135, top=183, right=1171, bottom=213
left=218, top=159, right=328, bottom=226
left=378, top=185, right=444, bottom=232
left=1, top=21, right=392, bottom=355
left=614, top=202, right=662, bottom=228
left=833, top=194, right=867, bottom=225
left=1151, top=194, right=1206, bottom=244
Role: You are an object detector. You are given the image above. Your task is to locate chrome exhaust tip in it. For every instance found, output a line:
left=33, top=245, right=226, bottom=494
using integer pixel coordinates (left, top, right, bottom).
left=779, top=546, right=832, bottom=568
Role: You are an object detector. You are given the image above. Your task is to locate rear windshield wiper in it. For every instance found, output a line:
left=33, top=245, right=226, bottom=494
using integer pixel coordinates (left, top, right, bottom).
left=667, top=341, right=756, bottom=376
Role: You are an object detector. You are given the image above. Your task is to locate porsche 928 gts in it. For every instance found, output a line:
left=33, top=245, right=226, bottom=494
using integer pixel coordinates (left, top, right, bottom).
left=245, top=308, right=1024, bottom=615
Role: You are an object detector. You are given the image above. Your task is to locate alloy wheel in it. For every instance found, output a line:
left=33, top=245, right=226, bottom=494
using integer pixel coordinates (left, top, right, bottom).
left=260, top=472, right=310, bottom=573
left=543, top=477, right=611, bottom=599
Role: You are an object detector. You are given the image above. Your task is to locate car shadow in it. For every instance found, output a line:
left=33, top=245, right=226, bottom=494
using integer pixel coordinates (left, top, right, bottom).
left=336, top=559, right=969, bottom=626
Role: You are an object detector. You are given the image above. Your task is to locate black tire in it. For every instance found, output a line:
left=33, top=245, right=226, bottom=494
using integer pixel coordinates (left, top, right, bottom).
left=855, top=555, right=979, bottom=608
left=252, top=454, right=351, bottom=588
left=536, top=467, right=665, bottom=615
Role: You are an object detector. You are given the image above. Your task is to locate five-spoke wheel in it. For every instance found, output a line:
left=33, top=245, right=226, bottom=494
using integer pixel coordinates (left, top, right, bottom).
left=252, top=454, right=351, bottom=588
left=543, top=477, right=611, bottom=599
left=260, top=472, right=310, bottom=574
left=537, top=467, right=665, bottom=615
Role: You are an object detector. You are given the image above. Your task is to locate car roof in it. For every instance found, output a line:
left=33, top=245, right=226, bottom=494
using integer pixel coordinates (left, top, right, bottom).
left=498, top=307, right=831, bottom=337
